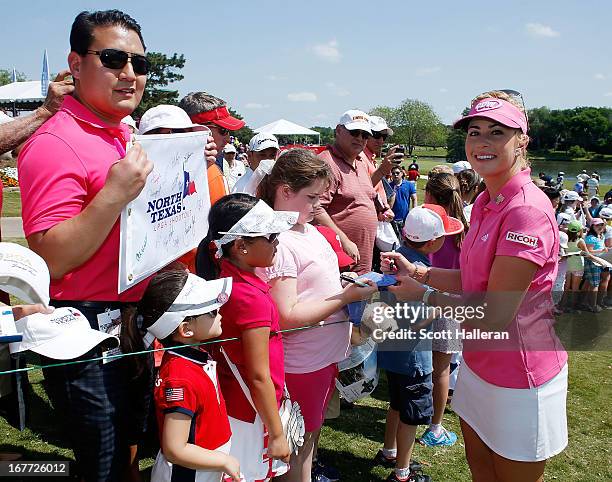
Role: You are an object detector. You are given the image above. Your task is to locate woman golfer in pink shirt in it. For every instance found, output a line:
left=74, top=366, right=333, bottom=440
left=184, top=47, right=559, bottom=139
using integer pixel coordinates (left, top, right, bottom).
left=382, top=91, right=567, bottom=482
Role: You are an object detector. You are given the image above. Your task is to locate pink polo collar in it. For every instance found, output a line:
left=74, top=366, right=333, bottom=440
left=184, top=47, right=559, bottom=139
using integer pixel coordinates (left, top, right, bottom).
left=61, top=95, right=130, bottom=141
left=475, top=168, right=534, bottom=213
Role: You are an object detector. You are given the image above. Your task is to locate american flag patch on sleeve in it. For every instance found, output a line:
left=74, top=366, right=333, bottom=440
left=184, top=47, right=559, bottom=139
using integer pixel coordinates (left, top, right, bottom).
left=165, top=387, right=184, bottom=402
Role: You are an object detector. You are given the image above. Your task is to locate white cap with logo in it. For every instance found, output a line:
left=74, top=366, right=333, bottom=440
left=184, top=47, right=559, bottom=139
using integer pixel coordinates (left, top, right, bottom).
left=0, top=242, right=50, bottom=307
left=138, top=105, right=199, bottom=135
left=452, top=161, right=472, bottom=174
left=223, top=144, right=237, bottom=153
left=248, top=133, right=280, bottom=152
left=338, top=110, right=372, bottom=134
left=10, top=307, right=119, bottom=359
left=402, top=204, right=464, bottom=242
left=369, top=116, right=393, bottom=136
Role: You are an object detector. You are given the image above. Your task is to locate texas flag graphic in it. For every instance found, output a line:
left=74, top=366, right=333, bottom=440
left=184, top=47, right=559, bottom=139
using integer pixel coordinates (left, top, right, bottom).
left=183, top=170, right=197, bottom=198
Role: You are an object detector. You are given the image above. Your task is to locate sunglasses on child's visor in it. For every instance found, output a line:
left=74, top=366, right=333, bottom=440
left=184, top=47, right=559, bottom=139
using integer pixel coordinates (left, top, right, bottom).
left=86, top=49, right=149, bottom=75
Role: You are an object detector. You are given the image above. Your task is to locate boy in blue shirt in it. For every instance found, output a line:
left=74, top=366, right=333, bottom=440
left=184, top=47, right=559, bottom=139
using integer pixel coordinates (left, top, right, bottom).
left=374, top=204, right=464, bottom=482
left=390, top=166, right=417, bottom=229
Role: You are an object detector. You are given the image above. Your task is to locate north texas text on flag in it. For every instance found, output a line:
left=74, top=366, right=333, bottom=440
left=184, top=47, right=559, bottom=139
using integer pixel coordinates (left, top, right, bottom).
left=119, top=132, right=210, bottom=293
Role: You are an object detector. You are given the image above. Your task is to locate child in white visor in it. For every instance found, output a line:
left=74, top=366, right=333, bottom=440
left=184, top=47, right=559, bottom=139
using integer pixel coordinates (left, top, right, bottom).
left=122, top=270, right=240, bottom=482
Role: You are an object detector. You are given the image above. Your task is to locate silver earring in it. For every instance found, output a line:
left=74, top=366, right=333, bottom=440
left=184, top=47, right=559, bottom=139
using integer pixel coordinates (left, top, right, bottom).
left=242, top=249, right=248, bottom=254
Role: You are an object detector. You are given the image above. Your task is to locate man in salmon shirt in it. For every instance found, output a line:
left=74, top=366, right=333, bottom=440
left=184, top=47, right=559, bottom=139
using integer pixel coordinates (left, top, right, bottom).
left=17, top=10, right=153, bottom=481
left=315, top=110, right=385, bottom=274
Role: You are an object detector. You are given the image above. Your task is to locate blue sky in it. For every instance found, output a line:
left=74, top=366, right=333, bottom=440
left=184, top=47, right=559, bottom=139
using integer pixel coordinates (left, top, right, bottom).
left=3, top=0, right=611, bottom=128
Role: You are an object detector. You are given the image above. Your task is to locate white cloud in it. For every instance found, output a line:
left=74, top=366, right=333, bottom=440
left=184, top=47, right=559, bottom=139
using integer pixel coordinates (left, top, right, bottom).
left=604, top=92, right=612, bottom=97
left=594, top=73, right=605, bottom=80
left=245, top=103, right=270, bottom=109
left=288, top=92, right=318, bottom=102
left=416, top=66, right=441, bottom=76
left=266, top=75, right=286, bottom=81
left=439, top=88, right=448, bottom=93
left=326, top=81, right=350, bottom=96
left=312, top=40, right=341, bottom=62
left=525, top=22, right=560, bottom=38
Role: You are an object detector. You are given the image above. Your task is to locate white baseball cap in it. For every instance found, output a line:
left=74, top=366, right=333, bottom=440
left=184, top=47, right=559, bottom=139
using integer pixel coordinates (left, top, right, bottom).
left=558, top=231, right=569, bottom=249
left=144, top=274, right=232, bottom=346
left=138, top=105, right=199, bottom=135
left=223, top=144, right=237, bottom=154
left=563, top=191, right=581, bottom=202
left=402, top=204, right=464, bottom=242
left=0, top=242, right=50, bottom=307
left=338, top=110, right=372, bottom=134
left=558, top=171, right=565, bottom=175
left=369, top=116, right=394, bottom=136
left=121, top=115, right=137, bottom=130
left=248, top=133, right=280, bottom=152
left=557, top=212, right=572, bottom=226
left=599, top=207, right=612, bottom=219
left=9, top=307, right=119, bottom=359
left=452, top=161, right=472, bottom=174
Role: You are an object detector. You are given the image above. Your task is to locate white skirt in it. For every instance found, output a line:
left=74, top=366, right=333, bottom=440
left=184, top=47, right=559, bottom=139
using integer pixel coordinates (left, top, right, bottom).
left=452, top=361, right=568, bottom=462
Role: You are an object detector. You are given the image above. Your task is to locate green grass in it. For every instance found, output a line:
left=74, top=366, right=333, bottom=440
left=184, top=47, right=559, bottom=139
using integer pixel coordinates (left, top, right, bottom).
left=0, top=351, right=609, bottom=481
left=2, top=190, right=22, bottom=218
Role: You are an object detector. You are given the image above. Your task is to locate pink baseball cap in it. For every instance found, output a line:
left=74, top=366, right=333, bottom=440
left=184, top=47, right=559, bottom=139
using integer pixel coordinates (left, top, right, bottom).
left=453, top=97, right=528, bottom=134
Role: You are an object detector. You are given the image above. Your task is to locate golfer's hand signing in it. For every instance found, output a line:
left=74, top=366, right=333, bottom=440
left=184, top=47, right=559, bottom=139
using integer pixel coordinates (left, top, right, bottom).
left=104, top=143, right=153, bottom=205
left=39, top=70, right=75, bottom=117
left=380, top=251, right=415, bottom=276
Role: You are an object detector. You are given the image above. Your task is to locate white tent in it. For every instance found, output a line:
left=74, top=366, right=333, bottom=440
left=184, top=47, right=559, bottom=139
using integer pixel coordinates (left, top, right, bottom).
left=0, top=81, right=47, bottom=104
left=254, top=119, right=320, bottom=144
left=0, top=81, right=49, bottom=116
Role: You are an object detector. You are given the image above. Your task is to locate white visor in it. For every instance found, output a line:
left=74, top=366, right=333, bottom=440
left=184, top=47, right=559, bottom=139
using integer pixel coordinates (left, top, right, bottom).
left=144, top=275, right=232, bottom=346
left=213, top=200, right=298, bottom=256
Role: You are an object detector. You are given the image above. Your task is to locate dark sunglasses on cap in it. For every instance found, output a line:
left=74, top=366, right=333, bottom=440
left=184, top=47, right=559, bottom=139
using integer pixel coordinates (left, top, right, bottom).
left=86, top=49, right=149, bottom=75
left=372, top=131, right=388, bottom=140
left=347, top=129, right=371, bottom=140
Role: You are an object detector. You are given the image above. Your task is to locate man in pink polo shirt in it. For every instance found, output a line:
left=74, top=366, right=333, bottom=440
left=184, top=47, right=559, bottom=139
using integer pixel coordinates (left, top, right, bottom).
left=18, top=10, right=152, bottom=481
left=315, top=110, right=381, bottom=274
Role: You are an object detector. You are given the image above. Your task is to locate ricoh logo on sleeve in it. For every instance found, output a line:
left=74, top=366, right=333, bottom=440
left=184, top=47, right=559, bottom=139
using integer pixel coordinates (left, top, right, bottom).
left=505, top=231, right=538, bottom=247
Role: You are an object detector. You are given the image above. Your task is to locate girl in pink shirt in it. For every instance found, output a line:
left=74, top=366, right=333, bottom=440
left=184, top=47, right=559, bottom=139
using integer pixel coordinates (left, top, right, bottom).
left=196, top=194, right=297, bottom=481
left=257, top=149, right=376, bottom=482
left=382, top=91, right=567, bottom=482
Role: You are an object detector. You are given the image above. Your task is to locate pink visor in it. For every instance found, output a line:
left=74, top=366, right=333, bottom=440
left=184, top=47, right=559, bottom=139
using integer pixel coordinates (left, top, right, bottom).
left=453, top=98, right=528, bottom=134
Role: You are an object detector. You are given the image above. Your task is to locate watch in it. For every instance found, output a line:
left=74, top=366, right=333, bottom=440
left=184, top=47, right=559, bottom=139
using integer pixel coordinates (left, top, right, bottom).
left=422, top=287, right=436, bottom=305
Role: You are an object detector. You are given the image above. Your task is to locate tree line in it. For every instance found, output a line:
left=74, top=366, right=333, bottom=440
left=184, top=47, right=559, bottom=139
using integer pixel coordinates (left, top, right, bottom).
left=4, top=60, right=611, bottom=159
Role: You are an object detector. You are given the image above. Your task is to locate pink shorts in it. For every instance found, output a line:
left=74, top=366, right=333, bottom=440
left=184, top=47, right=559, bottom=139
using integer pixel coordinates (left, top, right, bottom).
left=285, top=364, right=338, bottom=432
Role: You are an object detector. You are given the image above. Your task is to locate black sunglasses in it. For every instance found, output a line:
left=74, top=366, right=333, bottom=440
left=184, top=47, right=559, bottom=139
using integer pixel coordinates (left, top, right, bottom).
left=86, top=49, right=149, bottom=75
left=371, top=131, right=388, bottom=140
left=347, top=129, right=371, bottom=140
left=499, top=89, right=529, bottom=131
left=206, top=124, right=230, bottom=136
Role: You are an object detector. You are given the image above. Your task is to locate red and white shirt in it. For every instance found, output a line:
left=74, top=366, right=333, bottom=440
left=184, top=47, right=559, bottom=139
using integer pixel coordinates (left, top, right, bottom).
left=153, top=347, right=231, bottom=482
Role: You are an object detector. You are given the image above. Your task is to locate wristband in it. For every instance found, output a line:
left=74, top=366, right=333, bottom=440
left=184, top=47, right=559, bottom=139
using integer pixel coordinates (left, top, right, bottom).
left=422, top=287, right=436, bottom=305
